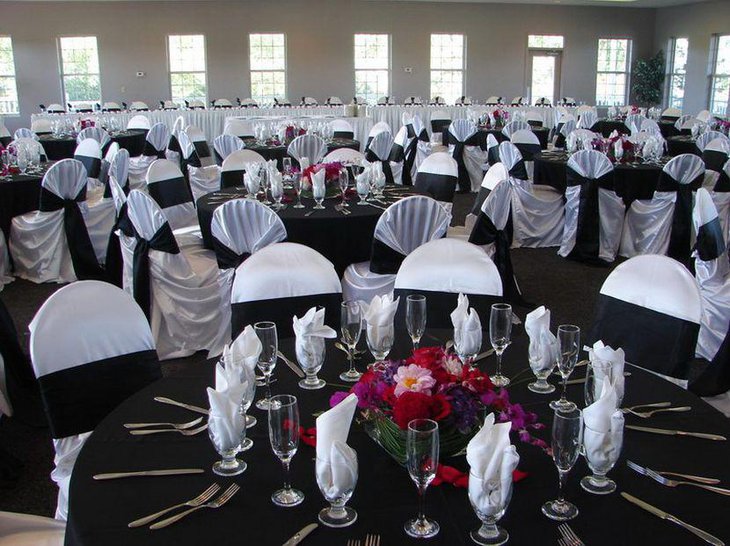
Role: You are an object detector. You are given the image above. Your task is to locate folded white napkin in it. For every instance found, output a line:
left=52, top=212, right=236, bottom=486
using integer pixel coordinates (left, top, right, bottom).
left=363, top=294, right=400, bottom=350
left=207, top=383, right=247, bottom=452
left=293, top=307, right=337, bottom=370
left=316, top=392, right=358, bottom=460
left=356, top=171, right=369, bottom=195
left=244, top=171, right=259, bottom=195
left=613, top=139, right=623, bottom=160
left=566, top=132, right=577, bottom=153
left=311, top=168, right=326, bottom=199
left=525, top=306, right=557, bottom=372
left=450, top=293, right=482, bottom=358
left=223, top=324, right=262, bottom=374
left=315, top=440, right=358, bottom=500
left=467, top=413, right=520, bottom=516
left=266, top=159, right=278, bottom=177
left=270, top=170, right=284, bottom=199
left=583, top=380, right=624, bottom=469
left=588, top=341, right=625, bottom=403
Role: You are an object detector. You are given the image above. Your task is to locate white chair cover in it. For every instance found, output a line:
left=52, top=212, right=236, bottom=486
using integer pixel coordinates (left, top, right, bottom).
left=368, top=121, right=392, bottom=144
left=341, top=196, right=451, bottom=303
left=126, top=115, right=151, bottom=130
left=675, top=115, right=701, bottom=131
left=74, top=138, right=102, bottom=181
left=240, top=98, right=259, bottom=108
left=661, top=107, right=682, bottom=120
left=224, top=119, right=255, bottom=138
left=288, top=134, right=327, bottom=164
left=510, top=129, right=541, bottom=178
left=31, top=118, right=53, bottom=134
left=46, top=103, right=65, bottom=113
left=365, top=131, right=403, bottom=186
left=577, top=110, right=598, bottom=130
left=109, top=148, right=130, bottom=193
left=76, top=127, right=111, bottom=150
left=184, top=125, right=214, bottom=167
left=640, top=118, right=663, bottom=138
left=463, top=163, right=510, bottom=235
left=145, top=159, right=197, bottom=230
left=625, top=114, right=647, bottom=135
left=330, top=119, right=354, bottom=139
left=220, top=149, right=266, bottom=189
left=13, top=128, right=36, bottom=141
left=129, top=123, right=170, bottom=186
left=696, top=110, right=713, bottom=123
left=322, top=148, right=364, bottom=164
left=130, top=101, right=149, bottom=111
left=414, top=152, right=458, bottom=205
left=501, top=121, right=530, bottom=140
left=696, top=131, right=728, bottom=152
left=213, top=134, right=245, bottom=164
left=429, top=110, right=451, bottom=148
left=0, top=511, right=65, bottom=544
left=0, top=232, right=12, bottom=291
left=447, top=119, right=485, bottom=193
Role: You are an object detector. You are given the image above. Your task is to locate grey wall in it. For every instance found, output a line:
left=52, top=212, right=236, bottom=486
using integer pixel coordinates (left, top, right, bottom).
left=654, top=0, right=730, bottom=116
left=0, top=0, right=680, bottom=130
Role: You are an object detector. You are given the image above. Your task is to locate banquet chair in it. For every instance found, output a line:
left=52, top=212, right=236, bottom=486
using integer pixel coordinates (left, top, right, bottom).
left=0, top=511, right=65, bottom=544
left=224, top=119, right=255, bottom=138
left=376, top=96, right=392, bottom=106
left=660, top=107, right=682, bottom=122
left=696, top=131, right=729, bottom=154
left=73, top=138, right=102, bottom=180
left=44, top=103, right=65, bottom=113
left=620, top=154, right=705, bottom=265
left=186, top=100, right=205, bottom=110
left=414, top=152, right=458, bottom=205
left=10, top=138, right=48, bottom=165
left=330, top=119, right=354, bottom=139
left=501, top=121, right=530, bottom=140
left=145, top=159, right=197, bottom=230
left=30, top=119, right=53, bottom=135
left=108, top=148, right=130, bottom=195
left=9, top=159, right=112, bottom=283
left=161, top=101, right=178, bottom=110
left=699, top=136, right=729, bottom=189
left=13, top=128, right=36, bottom=141
left=525, top=111, right=544, bottom=128
left=301, top=97, right=319, bottom=106
left=485, top=96, right=502, bottom=106
left=240, top=98, right=258, bottom=108
left=104, top=176, right=133, bottom=288
left=322, top=148, right=364, bottom=164
left=326, top=96, right=343, bottom=106
left=288, top=134, right=327, bottom=165
left=166, top=116, right=185, bottom=165
left=365, top=131, right=403, bottom=186
left=625, top=114, right=647, bottom=135
left=429, top=111, right=451, bottom=151
left=399, top=115, right=431, bottom=186
left=394, top=238, right=502, bottom=328
left=101, top=101, right=121, bottom=112
left=121, top=190, right=228, bottom=358
left=675, top=115, right=702, bottom=134
left=510, top=129, right=541, bottom=179
left=29, top=280, right=161, bottom=519
left=463, top=163, right=510, bottom=234
left=212, top=98, right=233, bottom=109
left=696, top=109, right=713, bottom=123
left=274, top=97, right=291, bottom=106
left=0, top=232, right=11, bottom=292
left=213, top=134, right=245, bottom=165
left=129, top=101, right=149, bottom=111
left=589, top=254, right=702, bottom=384
left=76, top=127, right=111, bottom=151
left=640, top=118, right=663, bottom=138
left=129, top=123, right=169, bottom=187
left=486, top=133, right=500, bottom=166
left=554, top=118, right=576, bottom=149
left=341, top=195, right=451, bottom=304
left=558, top=150, right=623, bottom=263
left=447, top=119, right=486, bottom=193
left=231, top=242, right=341, bottom=339
left=184, top=125, right=214, bottom=167
left=510, top=97, right=525, bottom=106
left=431, top=96, right=447, bottom=106
left=126, top=115, right=151, bottom=131
left=691, top=323, right=730, bottom=417
left=577, top=110, right=598, bottom=130
left=221, top=149, right=266, bottom=189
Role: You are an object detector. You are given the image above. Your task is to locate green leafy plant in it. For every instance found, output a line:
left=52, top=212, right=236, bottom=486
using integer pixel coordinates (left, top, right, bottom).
left=632, top=51, right=665, bottom=107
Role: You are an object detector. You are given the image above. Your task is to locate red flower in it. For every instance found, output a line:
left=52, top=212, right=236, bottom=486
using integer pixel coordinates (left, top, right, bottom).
left=407, top=347, right=455, bottom=384
left=392, top=391, right=452, bottom=429
left=461, top=367, right=493, bottom=394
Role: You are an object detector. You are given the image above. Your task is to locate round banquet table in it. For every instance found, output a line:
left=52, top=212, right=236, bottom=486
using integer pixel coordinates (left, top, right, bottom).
left=64, top=329, right=730, bottom=546
left=0, top=162, right=54, bottom=242
left=37, top=130, right=148, bottom=160
left=242, top=138, right=360, bottom=170
left=442, top=127, right=550, bottom=150
left=533, top=151, right=668, bottom=205
left=666, top=135, right=701, bottom=157
left=659, top=121, right=681, bottom=139
left=591, top=120, right=630, bottom=138
left=196, top=186, right=414, bottom=275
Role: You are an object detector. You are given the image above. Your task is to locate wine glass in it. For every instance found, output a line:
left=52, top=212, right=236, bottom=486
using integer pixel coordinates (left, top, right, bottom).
left=268, top=394, right=304, bottom=507
left=581, top=419, right=623, bottom=495
left=340, top=301, right=363, bottom=382
left=550, top=325, right=580, bottom=411
left=528, top=351, right=556, bottom=394
left=339, top=168, right=349, bottom=207
left=366, top=320, right=394, bottom=364
left=404, top=419, right=440, bottom=539
left=316, top=455, right=358, bottom=527
left=254, top=321, right=278, bottom=410
left=296, top=336, right=326, bottom=390
left=489, top=304, right=512, bottom=387
left=271, top=178, right=284, bottom=211
left=406, top=294, right=427, bottom=351
left=468, top=473, right=513, bottom=545
left=542, top=407, right=582, bottom=521
left=17, top=147, right=28, bottom=175
left=292, top=172, right=305, bottom=208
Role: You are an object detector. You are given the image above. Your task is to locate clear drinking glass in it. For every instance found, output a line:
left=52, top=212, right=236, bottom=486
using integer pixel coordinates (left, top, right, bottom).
left=340, top=301, right=363, bottom=382
left=271, top=179, right=284, bottom=211
left=292, top=172, right=305, bottom=208
left=404, top=419, right=440, bottom=539
left=468, top=474, right=513, bottom=545
left=356, top=175, right=369, bottom=205
left=313, top=182, right=326, bottom=209
left=339, top=168, right=349, bottom=207
left=581, top=420, right=623, bottom=495
left=268, top=394, right=304, bottom=507
left=316, top=455, right=358, bottom=528
left=528, top=350, right=556, bottom=395
left=542, top=408, right=582, bottom=521
left=254, top=321, right=278, bottom=410
left=282, top=157, right=292, bottom=177
left=584, top=358, right=621, bottom=407
left=406, top=294, right=427, bottom=351
left=550, top=325, right=580, bottom=412
left=296, top=337, right=326, bottom=390
left=489, top=304, right=512, bottom=387
left=366, top=321, right=394, bottom=363
left=17, top=148, right=28, bottom=175
left=208, top=417, right=247, bottom=477
left=260, top=168, right=272, bottom=205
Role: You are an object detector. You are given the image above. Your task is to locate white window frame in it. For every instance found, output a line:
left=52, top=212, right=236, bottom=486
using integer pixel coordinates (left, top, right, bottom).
left=354, top=33, right=391, bottom=104
left=708, top=34, right=730, bottom=117
left=595, top=38, right=632, bottom=106
left=58, top=36, right=102, bottom=108
left=167, top=34, right=208, bottom=105
left=665, top=37, right=688, bottom=110
left=0, top=36, right=19, bottom=115
left=249, top=33, right=287, bottom=105
left=430, top=33, right=466, bottom=104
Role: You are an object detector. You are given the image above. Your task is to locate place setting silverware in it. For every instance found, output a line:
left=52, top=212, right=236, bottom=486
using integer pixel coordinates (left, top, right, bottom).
left=277, top=350, right=306, bottom=378
left=625, top=424, right=727, bottom=441
left=154, top=396, right=209, bottom=415
left=566, top=371, right=631, bottom=385
left=557, top=523, right=585, bottom=546
left=150, top=484, right=240, bottom=529
left=124, top=416, right=203, bottom=430
left=93, top=468, right=205, bottom=481
left=627, top=460, right=730, bottom=496
left=282, top=522, right=318, bottom=546
left=622, top=405, right=692, bottom=418
left=129, top=423, right=209, bottom=436
left=129, top=484, right=221, bottom=528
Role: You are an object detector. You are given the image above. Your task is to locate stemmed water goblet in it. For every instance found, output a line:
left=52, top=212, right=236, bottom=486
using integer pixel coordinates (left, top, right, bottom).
left=404, top=419, right=440, bottom=539
left=268, top=394, right=305, bottom=507
left=406, top=294, right=427, bottom=351
left=581, top=419, right=623, bottom=495
left=550, top=325, right=580, bottom=411
left=340, top=301, right=363, bottom=382
left=316, top=455, right=358, bottom=527
left=254, top=321, right=278, bottom=410
left=313, top=180, right=326, bottom=209
left=468, top=474, right=513, bottom=545
left=489, top=303, right=512, bottom=387
left=366, top=321, right=394, bottom=365
left=356, top=174, right=369, bottom=205
left=542, top=408, right=582, bottom=521
left=271, top=177, right=284, bottom=211
left=296, top=336, right=326, bottom=390
left=528, top=352, right=556, bottom=394
left=292, top=172, right=305, bottom=208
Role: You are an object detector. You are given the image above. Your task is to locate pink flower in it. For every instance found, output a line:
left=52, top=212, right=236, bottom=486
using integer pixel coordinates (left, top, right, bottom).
left=393, top=364, right=436, bottom=397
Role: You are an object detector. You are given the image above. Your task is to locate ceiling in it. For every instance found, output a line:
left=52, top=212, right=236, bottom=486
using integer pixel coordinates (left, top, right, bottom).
left=0, top=0, right=716, bottom=5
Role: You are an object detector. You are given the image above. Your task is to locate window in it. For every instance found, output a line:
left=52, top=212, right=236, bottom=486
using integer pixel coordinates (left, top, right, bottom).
left=595, top=38, right=632, bottom=106
left=168, top=35, right=207, bottom=105
left=249, top=33, right=286, bottom=104
left=354, top=34, right=390, bottom=104
left=666, top=38, right=688, bottom=110
left=528, top=35, right=564, bottom=49
left=430, top=34, right=465, bottom=104
left=0, top=37, right=18, bottom=114
left=709, top=34, right=730, bottom=117
left=59, top=36, right=101, bottom=108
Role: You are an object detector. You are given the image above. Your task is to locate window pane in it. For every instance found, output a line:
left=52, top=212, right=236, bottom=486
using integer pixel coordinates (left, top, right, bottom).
left=528, top=35, right=564, bottom=49
left=251, top=70, right=286, bottom=103
left=354, top=34, right=389, bottom=70
left=63, top=74, right=101, bottom=103
left=355, top=70, right=389, bottom=104
left=669, top=74, right=685, bottom=109
left=597, top=38, right=629, bottom=72
left=430, top=70, right=463, bottom=104
left=168, top=35, right=206, bottom=72
left=430, top=34, right=464, bottom=70
left=715, top=35, right=730, bottom=76
left=710, top=76, right=729, bottom=116
left=596, top=72, right=626, bottom=106
left=673, top=38, right=688, bottom=74
left=0, top=37, right=18, bottom=114
left=249, top=34, right=286, bottom=71
left=59, top=36, right=100, bottom=105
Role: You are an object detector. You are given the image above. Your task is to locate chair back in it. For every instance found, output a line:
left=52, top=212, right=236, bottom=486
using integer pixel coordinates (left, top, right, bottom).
left=77, top=127, right=111, bottom=149
left=74, top=139, right=102, bottom=179
left=502, top=120, right=530, bottom=139
left=127, top=115, right=151, bottom=130
left=287, top=134, right=327, bottom=164
left=330, top=119, right=354, bottom=139
left=414, top=152, right=458, bottom=203
left=213, top=134, right=245, bottom=164
left=224, top=119, right=255, bottom=138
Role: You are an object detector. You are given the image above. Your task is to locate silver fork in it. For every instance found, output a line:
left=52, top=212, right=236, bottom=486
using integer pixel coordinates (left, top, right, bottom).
left=624, top=406, right=691, bottom=418
left=364, top=535, right=381, bottom=546
left=558, top=523, right=585, bottom=546
left=130, top=423, right=208, bottom=436
left=644, top=467, right=730, bottom=496
left=346, top=540, right=360, bottom=546
left=150, top=484, right=240, bottom=529
left=558, top=539, right=571, bottom=546
left=128, top=484, right=220, bottom=527
left=124, top=417, right=203, bottom=430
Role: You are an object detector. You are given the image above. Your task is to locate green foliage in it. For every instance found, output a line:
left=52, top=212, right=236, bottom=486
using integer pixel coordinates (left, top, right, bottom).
left=632, top=50, right=665, bottom=106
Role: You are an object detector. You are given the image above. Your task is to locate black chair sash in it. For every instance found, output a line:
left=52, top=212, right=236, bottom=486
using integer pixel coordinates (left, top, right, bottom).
left=694, top=216, right=725, bottom=261
left=401, top=129, right=429, bottom=187
left=221, top=170, right=245, bottom=189
left=657, top=171, right=704, bottom=267
left=589, top=294, right=699, bottom=380
left=105, top=203, right=134, bottom=288
left=702, top=150, right=728, bottom=174
left=148, top=176, right=194, bottom=210
left=527, top=120, right=544, bottom=128
left=389, top=143, right=405, bottom=164
left=132, top=222, right=180, bottom=320
left=487, top=146, right=500, bottom=166
left=447, top=132, right=481, bottom=192
left=507, top=160, right=529, bottom=181
left=142, top=141, right=166, bottom=159
left=369, top=238, right=407, bottom=275
left=365, top=149, right=395, bottom=186
left=715, top=169, right=730, bottom=192
left=431, top=120, right=451, bottom=134
left=690, top=322, right=730, bottom=397
left=37, top=350, right=161, bottom=439
left=76, top=155, right=101, bottom=179
left=393, top=289, right=502, bottom=329
left=168, top=135, right=181, bottom=155
left=513, top=143, right=541, bottom=162
left=39, top=187, right=103, bottom=280
left=231, top=293, right=342, bottom=340
left=333, top=131, right=354, bottom=140
left=470, top=186, right=490, bottom=217
left=212, top=236, right=250, bottom=270
left=565, top=168, right=615, bottom=264
left=193, top=141, right=212, bottom=160
left=414, top=172, right=457, bottom=203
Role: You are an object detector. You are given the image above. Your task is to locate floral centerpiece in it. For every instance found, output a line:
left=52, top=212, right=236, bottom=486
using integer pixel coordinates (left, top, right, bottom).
left=301, top=161, right=345, bottom=198
left=283, top=124, right=307, bottom=145
left=329, top=346, right=545, bottom=465
left=718, top=119, right=730, bottom=136
left=491, top=108, right=509, bottom=128
left=607, top=134, right=635, bottom=163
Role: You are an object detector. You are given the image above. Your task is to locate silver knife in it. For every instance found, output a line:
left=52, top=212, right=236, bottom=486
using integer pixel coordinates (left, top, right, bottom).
left=282, top=523, right=318, bottom=546
left=626, top=424, right=727, bottom=441
left=621, top=492, right=725, bottom=546
left=93, top=469, right=204, bottom=480
left=278, top=351, right=306, bottom=378
left=473, top=349, right=495, bottom=363
left=154, top=396, right=209, bottom=415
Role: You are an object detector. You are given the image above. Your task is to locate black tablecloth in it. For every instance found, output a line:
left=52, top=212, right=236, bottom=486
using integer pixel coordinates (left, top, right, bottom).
left=442, top=128, right=550, bottom=150
left=667, top=136, right=701, bottom=157
left=0, top=164, right=52, bottom=241
left=242, top=139, right=360, bottom=170
left=65, top=330, right=730, bottom=546
left=534, top=151, right=667, bottom=204
left=659, top=121, right=680, bottom=139
left=592, top=120, right=630, bottom=138
left=38, top=130, right=148, bottom=160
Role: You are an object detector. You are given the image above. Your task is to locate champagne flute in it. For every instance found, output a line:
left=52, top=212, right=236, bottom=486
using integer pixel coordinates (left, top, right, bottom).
left=406, top=294, right=427, bottom=351
left=340, top=301, right=363, bottom=382
left=268, top=394, right=304, bottom=507
left=313, top=179, right=325, bottom=209
left=254, top=321, right=278, bottom=410
left=404, top=419, right=440, bottom=539
left=489, top=303, right=512, bottom=387
left=292, top=172, right=305, bottom=208
left=542, top=408, right=582, bottom=521
left=339, top=168, right=349, bottom=207
left=549, top=325, right=580, bottom=411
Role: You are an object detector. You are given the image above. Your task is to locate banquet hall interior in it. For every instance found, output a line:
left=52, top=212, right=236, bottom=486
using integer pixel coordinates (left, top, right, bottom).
left=1, top=0, right=730, bottom=544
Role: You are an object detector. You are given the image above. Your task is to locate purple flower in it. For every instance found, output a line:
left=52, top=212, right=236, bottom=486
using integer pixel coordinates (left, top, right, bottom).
left=443, top=385, right=481, bottom=433
left=329, top=391, right=351, bottom=408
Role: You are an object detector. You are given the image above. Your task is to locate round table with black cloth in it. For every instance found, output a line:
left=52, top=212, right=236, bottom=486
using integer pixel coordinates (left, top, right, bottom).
left=242, top=138, right=360, bottom=170
left=667, top=135, right=701, bottom=157
left=659, top=121, right=681, bottom=139
left=0, top=162, right=54, bottom=243
left=534, top=151, right=669, bottom=205
left=37, top=129, right=148, bottom=160
left=0, top=136, right=11, bottom=147
left=442, top=127, right=551, bottom=150
left=64, top=328, right=730, bottom=546
left=591, top=120, right=630, bottom=138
